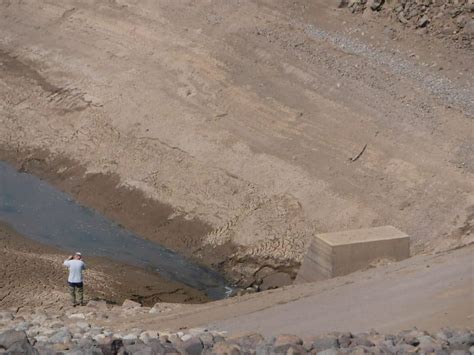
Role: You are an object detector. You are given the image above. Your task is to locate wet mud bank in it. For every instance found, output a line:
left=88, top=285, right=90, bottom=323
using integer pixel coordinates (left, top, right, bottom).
left=0, top=147, right=298, bottom=293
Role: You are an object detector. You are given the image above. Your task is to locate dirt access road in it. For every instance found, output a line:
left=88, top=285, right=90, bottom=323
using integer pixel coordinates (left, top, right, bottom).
left=0, top=0, right=473, bottom=284
left=106, top=245, right=474, bottom=337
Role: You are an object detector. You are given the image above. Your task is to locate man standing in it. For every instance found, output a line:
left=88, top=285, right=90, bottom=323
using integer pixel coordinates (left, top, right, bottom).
left=63, top=252, right=86, bottom=306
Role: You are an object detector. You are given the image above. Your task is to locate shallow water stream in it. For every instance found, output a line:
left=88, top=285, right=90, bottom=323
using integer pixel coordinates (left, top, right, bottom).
left=0, top=161, right=231, bottom=299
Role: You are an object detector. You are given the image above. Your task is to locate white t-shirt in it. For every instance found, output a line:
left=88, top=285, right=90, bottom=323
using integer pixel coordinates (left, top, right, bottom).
left=63, top=259, right=86, bottom=283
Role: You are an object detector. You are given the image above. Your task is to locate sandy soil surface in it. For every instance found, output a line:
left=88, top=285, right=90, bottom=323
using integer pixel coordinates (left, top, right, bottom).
left=0, top=223, right=207, bottom=309
left=0, top=0, right=472, bottom=285
left=104, top=245, right=474, bottom=337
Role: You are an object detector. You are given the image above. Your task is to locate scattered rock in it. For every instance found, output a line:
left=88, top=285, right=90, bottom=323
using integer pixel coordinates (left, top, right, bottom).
left=123, top=333, right=139, bottom=341
left=398, top=11, right=409, bottom=24
left=69, top=313, right=86, bottom=320
left=396, top=343, right=418, bottom=353
left=351, top=333, right=375, bottom=347
left=181, top=333, right=194, bottom=342
left=181, top=336, right=204, bottom=355
left=139, top=330, right=158, bottom=344
left=14, top=321, right=31, bottom=331
left=124, top=342, right=154, bottom=354
left=232, top=332, right=265, bottom=349
left=463, top=19, right=474, bottom=36
left=311, top=335, right=340, bottom=352
left=31, top=314, right=48, bottom=324
left=212, top=341, right=242, bottom=355
left=49, top=329, right=72, bottom=344
left=196, top=333, right=213, bottom=350
left=6, top=340, right=39, bottom=355
left=0, top=313, right=472, bottom=355
left=86, top=300, right=109, bottom=311
left=370, top=0, right=384, bottom=11
left=273, top=334, right=304, bottom=353
left=122, top=299, right=142, bottom=309
left=316, top=348, right=340, bottom=355
left=75, top=321, right=91, bottom=331
left=417, top=15, right=430, bottom=28
left=343, top=0, right=473, bottom=47
left=338, top=0, right=349, bottom=8
left=449, top=330, right=474, bottom=350
left=337, top=332, right=353, bottom=348
left=285, top=343, right=307, bottom=354
left=99, top=338, right=124, bottom=355
left=274, top=334, right=303, bottom=347
left=259, top=271, right=293, bottom=291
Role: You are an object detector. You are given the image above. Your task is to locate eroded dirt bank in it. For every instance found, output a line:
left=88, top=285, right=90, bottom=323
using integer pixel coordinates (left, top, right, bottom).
left=0, top=0, right=473, bottom=288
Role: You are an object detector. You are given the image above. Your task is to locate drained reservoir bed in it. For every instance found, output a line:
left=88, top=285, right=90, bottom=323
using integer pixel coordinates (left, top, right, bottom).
left=0, top=161, right=231, bottom=299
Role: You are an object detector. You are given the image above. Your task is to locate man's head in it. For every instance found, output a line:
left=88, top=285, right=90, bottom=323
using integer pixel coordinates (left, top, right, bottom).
left=74, top=252, right=82, bottom=260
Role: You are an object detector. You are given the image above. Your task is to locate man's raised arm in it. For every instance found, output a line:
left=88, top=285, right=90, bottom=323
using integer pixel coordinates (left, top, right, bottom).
left=63, top=255, right=73, bottom=266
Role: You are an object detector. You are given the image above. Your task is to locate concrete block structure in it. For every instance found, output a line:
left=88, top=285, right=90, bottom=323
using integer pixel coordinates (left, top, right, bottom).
left=296, top=226, right=410, bottom=284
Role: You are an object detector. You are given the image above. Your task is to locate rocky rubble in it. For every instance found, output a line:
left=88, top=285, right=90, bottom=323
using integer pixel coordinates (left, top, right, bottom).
left=339, top=0, right=474, bottom=48
left=1, top=302, right=473, bottom=354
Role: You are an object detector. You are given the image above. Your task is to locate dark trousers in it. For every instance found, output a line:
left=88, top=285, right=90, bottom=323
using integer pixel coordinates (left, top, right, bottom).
left=68, top=282, right=84, bottom=305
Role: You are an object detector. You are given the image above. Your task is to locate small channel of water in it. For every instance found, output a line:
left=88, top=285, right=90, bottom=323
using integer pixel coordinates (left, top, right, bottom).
left=0, top=161, right=232, bottom=299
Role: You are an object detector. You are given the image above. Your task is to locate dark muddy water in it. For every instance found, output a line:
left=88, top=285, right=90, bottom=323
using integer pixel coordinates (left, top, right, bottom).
left=0, top=161, right=232, bottom=299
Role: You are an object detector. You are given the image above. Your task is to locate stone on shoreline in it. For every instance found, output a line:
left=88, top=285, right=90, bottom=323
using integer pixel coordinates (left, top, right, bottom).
left=0, top=308, right=473, bottom=354
left=86, top=300, right=109, bottom=311
left=122, top=299, right=142, bottom=310
left=0, top=329, right=29, bottom=349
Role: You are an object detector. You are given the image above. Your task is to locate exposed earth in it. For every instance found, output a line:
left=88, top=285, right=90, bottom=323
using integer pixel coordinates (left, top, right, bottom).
left=0, top=1, right=473, bottom=348
left=0, top=0, right=473, bottom=287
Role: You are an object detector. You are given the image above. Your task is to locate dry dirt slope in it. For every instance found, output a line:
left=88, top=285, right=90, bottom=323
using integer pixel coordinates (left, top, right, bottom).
left=0, top=0, right=473, bottom=282
left=101, top=245, right=474, bottom=337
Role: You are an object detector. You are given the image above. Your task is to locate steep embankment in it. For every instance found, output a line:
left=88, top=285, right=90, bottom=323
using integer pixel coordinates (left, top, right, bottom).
left=0, top=0, right=472, bottom=287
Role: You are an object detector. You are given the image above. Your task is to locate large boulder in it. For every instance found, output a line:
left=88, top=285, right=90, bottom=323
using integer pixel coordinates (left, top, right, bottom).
left=273, top=334, right=303, bottom=353
left=449, top=330, right=474, bottom=350
left=6, top=340, right=39, bottom=355
left=99, top=338, right=124, bottom=355
left=179, top=337, right=204, bottom=355
left=146, top=339, right=167, bottom=353
left=124, top=342, right=155, bottom=354
left=49, top=329, right=72, bottom=344
left=351, top=333, right=375, bottom=347
left=232, top=333, right=265, bottom=349
left=337, top=332, right=354, bottom=348
left=310, top=335, right=340, bottom=352
left=212, top=341, right=242, bottom=355
left=0, top=329, right=29, bottom=349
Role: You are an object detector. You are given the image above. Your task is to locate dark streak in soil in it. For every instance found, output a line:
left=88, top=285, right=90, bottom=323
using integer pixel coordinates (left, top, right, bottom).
left=0, top=49, right=59, bottom=93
